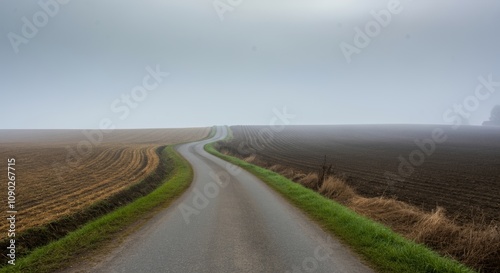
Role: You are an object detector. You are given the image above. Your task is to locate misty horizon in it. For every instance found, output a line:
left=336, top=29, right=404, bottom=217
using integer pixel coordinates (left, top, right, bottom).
left=1, top=0, right=500, bottom=129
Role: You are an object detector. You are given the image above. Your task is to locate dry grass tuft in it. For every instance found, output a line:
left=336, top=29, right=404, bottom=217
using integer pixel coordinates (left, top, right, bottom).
left=291, top=172, right=307, bottom=182
left=243, top=154, right=256, bottom=163
left=410, top=207, right=460, bottom=248
left=279, top=167, right=296, bottom=178
left=318, top=176, right=356, bottom=204
left=351, top=197, right=500, bottom=271
left=456, top=225, right=500, bottom=270
left=299, top=173, right=319, bottom=189
left=410, top=208, right=500, bottom=271
left=269, top=164, right=284, bottom=172
left=350, top=196, right=424, bottom=233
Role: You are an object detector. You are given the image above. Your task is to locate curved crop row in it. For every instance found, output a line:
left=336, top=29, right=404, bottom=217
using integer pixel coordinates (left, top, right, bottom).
left=0, top=128, right=210, bottom=240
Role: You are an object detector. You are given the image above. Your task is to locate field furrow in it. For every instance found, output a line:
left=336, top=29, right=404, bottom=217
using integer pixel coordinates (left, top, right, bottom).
left=227, top=125, right=500, bottom=223
left=0, top=128, right=209, bottom=239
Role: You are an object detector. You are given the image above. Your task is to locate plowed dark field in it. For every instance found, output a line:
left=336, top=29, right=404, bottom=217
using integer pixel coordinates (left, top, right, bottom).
left=227, top=125, right=500, bottom=223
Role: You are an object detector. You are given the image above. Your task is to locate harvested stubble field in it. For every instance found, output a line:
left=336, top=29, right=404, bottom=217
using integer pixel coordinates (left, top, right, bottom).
left=220, top=125, right=500, bottom=271
left=0, top=128, right=209, bottom=241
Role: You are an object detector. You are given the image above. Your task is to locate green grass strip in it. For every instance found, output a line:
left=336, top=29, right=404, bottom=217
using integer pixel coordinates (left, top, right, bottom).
left=2, top=146, right=193, bottom=273
left=205, top=143, right=476, bottom=273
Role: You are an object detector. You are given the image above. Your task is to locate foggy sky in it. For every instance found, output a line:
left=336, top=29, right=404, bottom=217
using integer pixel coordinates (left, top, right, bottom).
left=1, top=0, right=499, bottom=129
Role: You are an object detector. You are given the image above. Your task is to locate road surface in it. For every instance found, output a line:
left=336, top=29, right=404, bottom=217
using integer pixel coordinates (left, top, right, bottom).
left=89, top=126, right=374, bottom=273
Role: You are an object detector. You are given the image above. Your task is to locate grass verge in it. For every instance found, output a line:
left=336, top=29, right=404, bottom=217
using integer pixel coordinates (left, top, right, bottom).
left=0, top=146, right=170, bottom=265
left=1, top=146, right=193, bottom=273
left=205, top=142, right=476, bottom=273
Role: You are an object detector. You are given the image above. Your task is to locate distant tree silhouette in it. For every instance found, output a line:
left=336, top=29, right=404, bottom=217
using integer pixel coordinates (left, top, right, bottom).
left=483, top=105, right=500, bottom=126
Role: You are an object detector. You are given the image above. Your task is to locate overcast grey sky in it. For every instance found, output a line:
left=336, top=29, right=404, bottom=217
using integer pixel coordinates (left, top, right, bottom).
left=1, top=0, right=499, bottom=129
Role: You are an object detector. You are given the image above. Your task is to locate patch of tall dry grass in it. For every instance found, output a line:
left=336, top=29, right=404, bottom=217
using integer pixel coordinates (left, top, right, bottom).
left=219, top=148, right=500, bottom=271
left=318, top=176, right=357, bottom=204
left=299, top=173, right=319, bottom=189
left=271, top=164, right=500, bottom=271
left=243, top=154, right=256, bottom=163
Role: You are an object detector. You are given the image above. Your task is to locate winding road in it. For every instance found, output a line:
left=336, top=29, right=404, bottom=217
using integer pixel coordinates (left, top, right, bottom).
left=89, top=126, right=374, bottom=273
